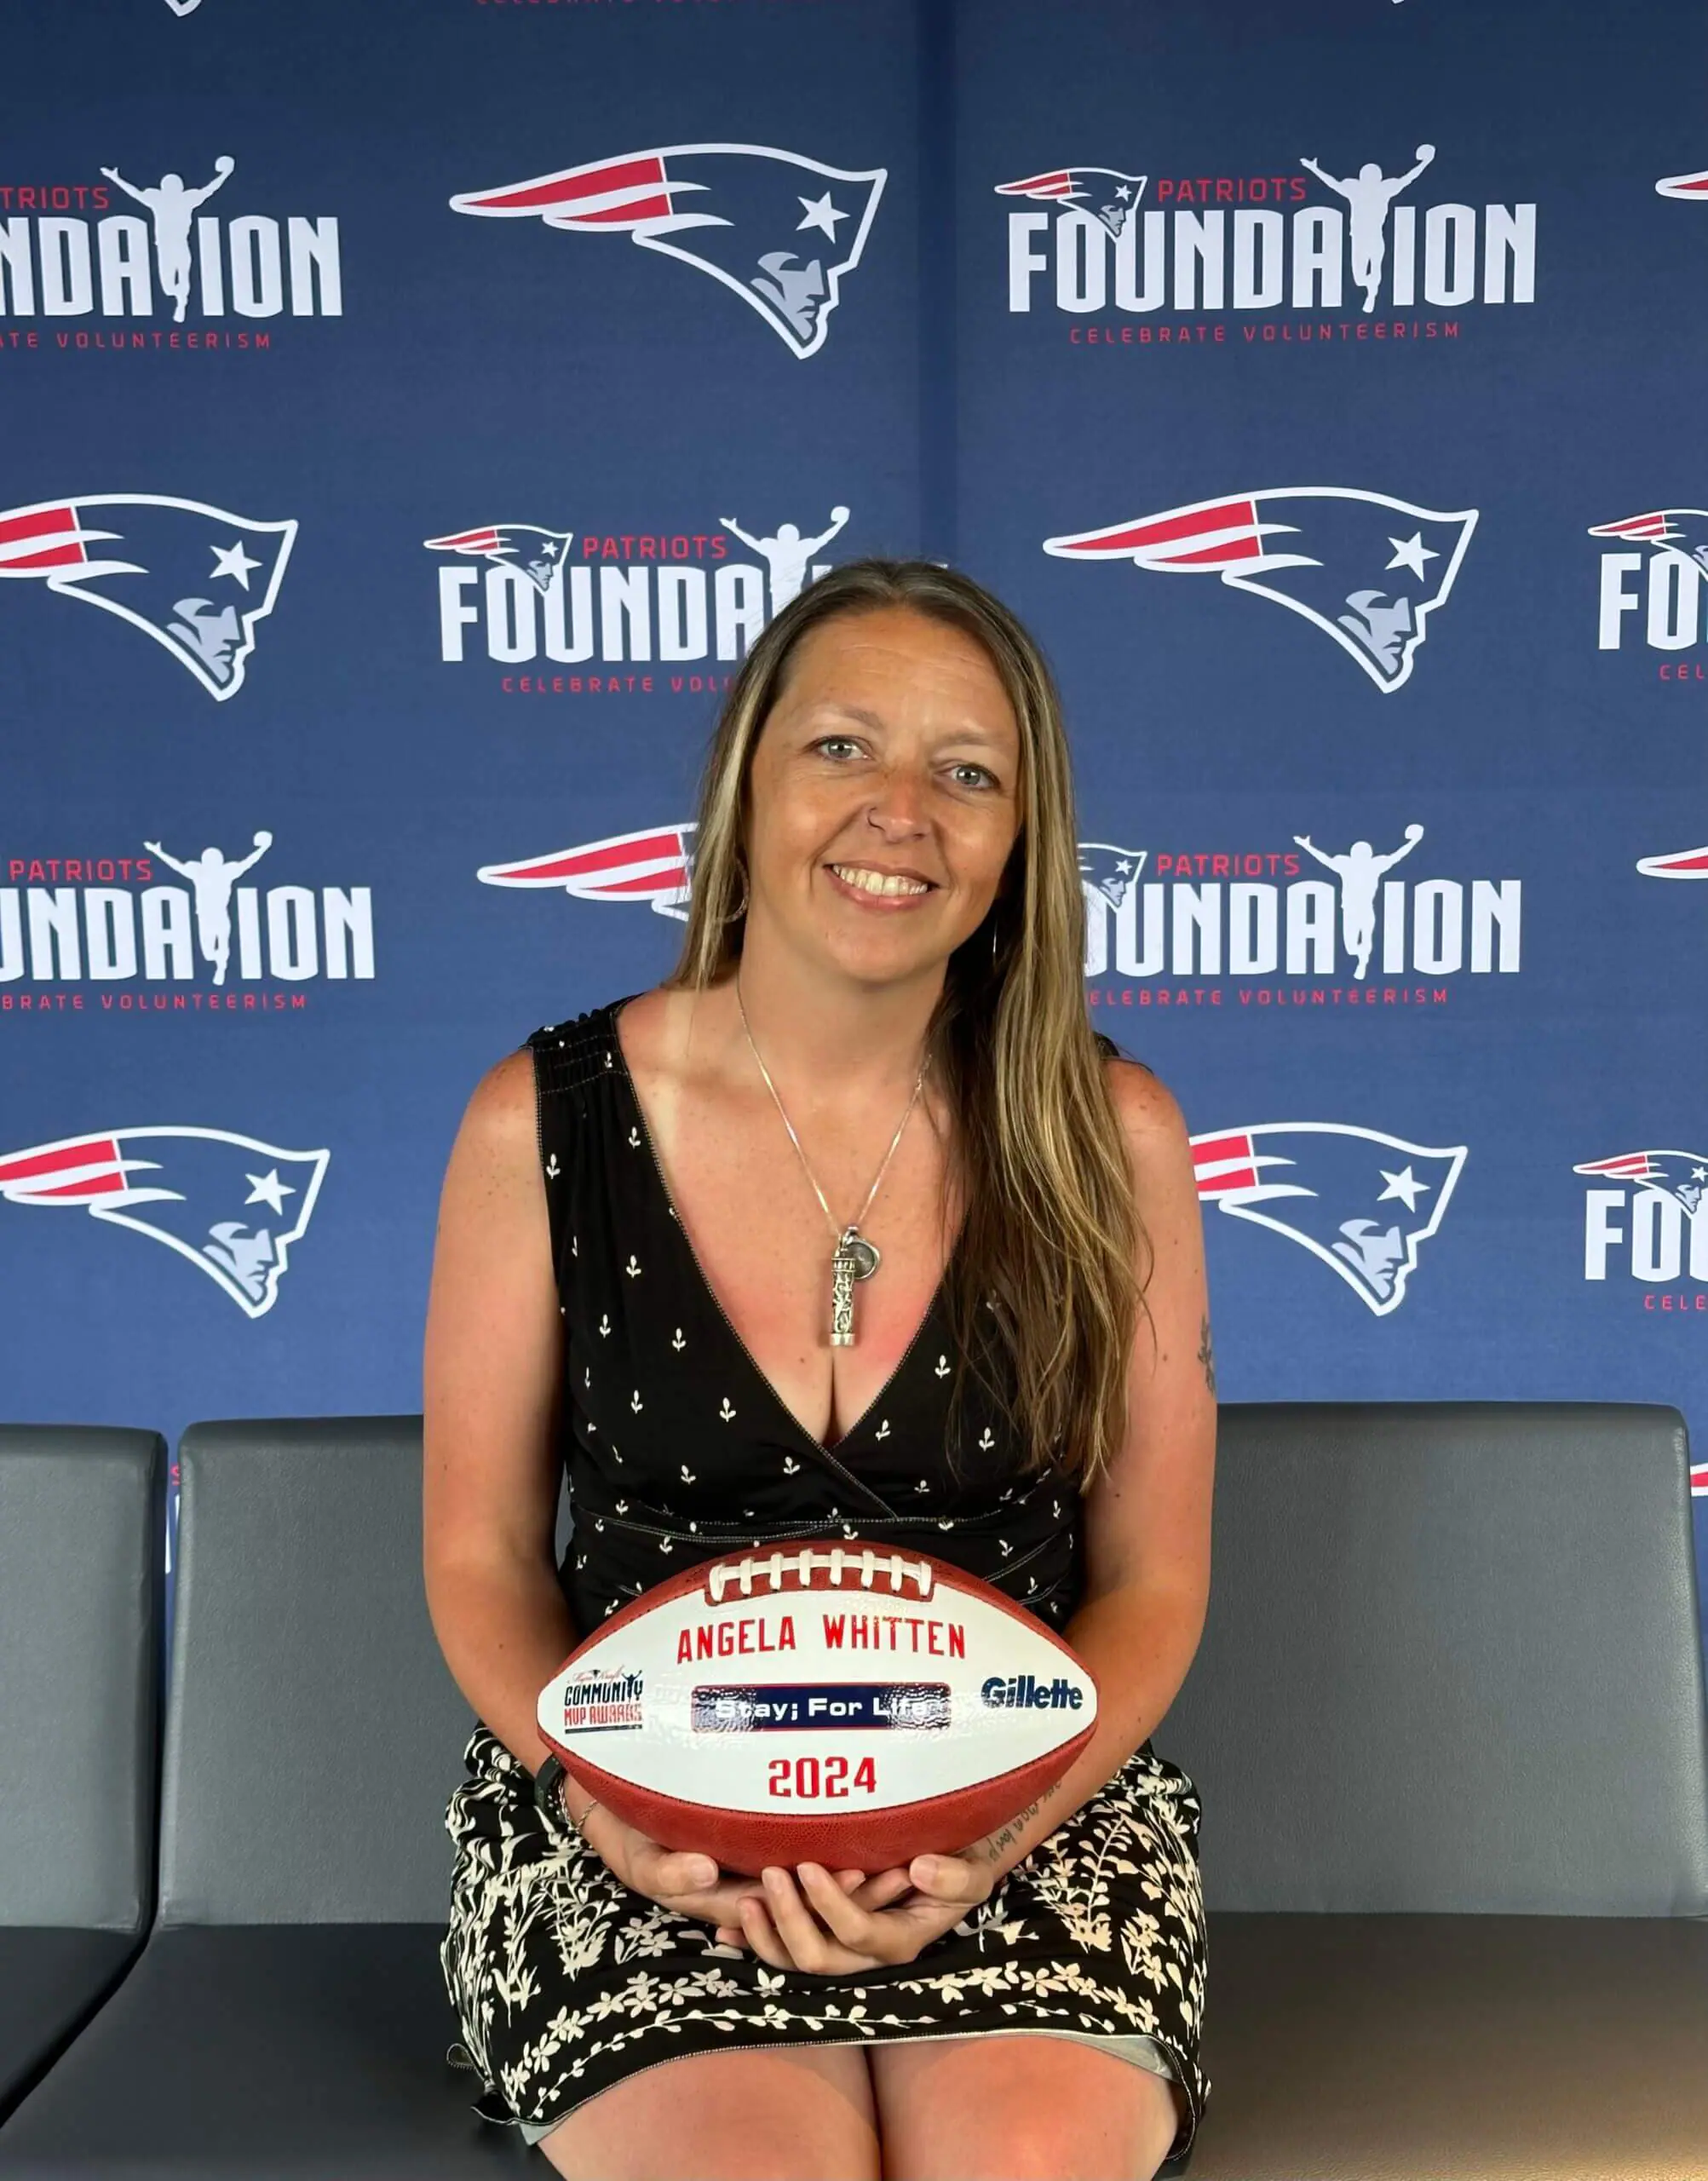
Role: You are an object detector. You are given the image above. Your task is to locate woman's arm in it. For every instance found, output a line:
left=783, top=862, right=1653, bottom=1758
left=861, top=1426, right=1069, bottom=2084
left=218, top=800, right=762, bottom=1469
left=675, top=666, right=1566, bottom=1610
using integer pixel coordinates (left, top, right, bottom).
left=423, top=1046, right=578, bottom=1775
left=959, top=1058, right=1216, bottom=1884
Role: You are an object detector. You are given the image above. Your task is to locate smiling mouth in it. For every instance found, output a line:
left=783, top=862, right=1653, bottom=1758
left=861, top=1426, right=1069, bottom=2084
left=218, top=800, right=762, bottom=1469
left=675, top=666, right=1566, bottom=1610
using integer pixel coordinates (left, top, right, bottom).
left=826, top=862, right=936, bottom=900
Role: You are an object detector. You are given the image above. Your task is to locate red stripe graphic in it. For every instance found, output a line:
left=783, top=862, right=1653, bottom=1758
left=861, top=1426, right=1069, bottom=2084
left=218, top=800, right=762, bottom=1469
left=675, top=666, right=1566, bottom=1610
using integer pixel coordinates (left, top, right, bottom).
left=996, top=171, right=1073, bottom=197
left=0, top=1135, right=128, bottom=1199
left=1637, top=846, right=1708, bottom=876
left=480, top=828, right=691, bottom=894
left=423, top=527, right=501, bottom=554
left=1191, top=1132, right=1260, bottom=1194
left=1051, top=499, right=1262, bottom=562
left=459, top=155, right=672, bottom=224
left=0, top=503, right=86, bottom=572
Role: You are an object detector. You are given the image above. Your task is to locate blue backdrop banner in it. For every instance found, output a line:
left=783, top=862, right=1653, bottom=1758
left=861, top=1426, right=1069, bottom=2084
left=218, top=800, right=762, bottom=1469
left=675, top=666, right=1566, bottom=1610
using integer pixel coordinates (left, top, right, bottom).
left=4, top=0, right=1705, bottom=1658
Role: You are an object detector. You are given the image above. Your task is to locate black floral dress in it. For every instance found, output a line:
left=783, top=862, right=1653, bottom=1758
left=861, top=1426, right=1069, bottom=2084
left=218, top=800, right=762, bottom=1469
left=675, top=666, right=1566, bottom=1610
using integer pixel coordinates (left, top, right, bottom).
left=439, top=997, right=1211, bottom=2171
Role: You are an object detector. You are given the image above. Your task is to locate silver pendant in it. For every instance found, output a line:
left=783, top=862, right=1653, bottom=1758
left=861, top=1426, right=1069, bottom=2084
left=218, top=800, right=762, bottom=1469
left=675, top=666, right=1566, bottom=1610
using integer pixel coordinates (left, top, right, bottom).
left=830, top=1225, right=879, bottom=1348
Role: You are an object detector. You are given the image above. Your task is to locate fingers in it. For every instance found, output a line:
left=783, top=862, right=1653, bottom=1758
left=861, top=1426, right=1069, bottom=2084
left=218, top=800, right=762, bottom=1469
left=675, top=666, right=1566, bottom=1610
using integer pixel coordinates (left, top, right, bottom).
left=907, top=1851, right=990, bottom=1905
left=759, top=1865, right=887, bottom=1971
left=619, top=1833, right=768, bottom=1929
left=851, top=1866, right=919, bottom=1913
left=646, top=1844, right=721, bottom=1895
left=716, top=1867, right=872, bottom=1952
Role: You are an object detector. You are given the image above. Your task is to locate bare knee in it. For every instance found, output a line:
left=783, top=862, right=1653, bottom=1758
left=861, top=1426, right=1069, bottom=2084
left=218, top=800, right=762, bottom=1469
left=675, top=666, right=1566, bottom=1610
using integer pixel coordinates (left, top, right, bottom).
left=875, top=2044, right=1182, bottom=2181
left=537, top=2043, right=880, bottom=2181
left=944, top=2084, right=1177, bottom=2181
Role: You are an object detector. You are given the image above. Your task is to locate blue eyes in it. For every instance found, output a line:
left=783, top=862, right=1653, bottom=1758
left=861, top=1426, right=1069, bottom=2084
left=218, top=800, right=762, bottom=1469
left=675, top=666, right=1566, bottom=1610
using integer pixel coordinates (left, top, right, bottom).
left=810, top=735, right=997, bottom=789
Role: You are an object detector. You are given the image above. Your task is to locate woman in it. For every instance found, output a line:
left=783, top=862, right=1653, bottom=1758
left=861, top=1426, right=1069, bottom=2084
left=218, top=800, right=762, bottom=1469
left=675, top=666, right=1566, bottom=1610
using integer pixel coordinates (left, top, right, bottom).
left=423, top=560, right=1216, bottom=2179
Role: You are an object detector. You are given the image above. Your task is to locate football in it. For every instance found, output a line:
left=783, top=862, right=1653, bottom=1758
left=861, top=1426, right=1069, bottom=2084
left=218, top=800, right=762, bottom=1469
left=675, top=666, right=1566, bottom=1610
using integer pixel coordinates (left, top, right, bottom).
left=537, top=1539, right=1098, bottom=1877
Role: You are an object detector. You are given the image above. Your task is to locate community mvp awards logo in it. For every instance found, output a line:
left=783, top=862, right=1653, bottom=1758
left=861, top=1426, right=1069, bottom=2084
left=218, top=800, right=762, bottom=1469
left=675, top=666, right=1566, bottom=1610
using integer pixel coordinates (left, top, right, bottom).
left=0, top=1127, right=325, bottom=1316
left=1044, top=488, right=1478, bottom=692
left=2, top=830, right=376, bottom=1014
left=449, top=144, right=883, bottom=359
left=1589, top=509, right=1708, bottom=682
left=0, top=494, right=294, bottom=698
left=428, top=505, right=849, bottom=693
left=1079, top=821, right=1520, bottom=1008
left=0, top=152, right=341, bottom=354
left=1193, top=1124, right=1466, bottom=1315
left=999, top=141, right=1534, bottom=347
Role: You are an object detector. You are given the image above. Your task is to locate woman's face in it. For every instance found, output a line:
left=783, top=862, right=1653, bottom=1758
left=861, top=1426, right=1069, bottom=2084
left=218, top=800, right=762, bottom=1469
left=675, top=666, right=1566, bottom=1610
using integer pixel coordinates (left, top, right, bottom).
left=744, top=604, right=1023, bottom=984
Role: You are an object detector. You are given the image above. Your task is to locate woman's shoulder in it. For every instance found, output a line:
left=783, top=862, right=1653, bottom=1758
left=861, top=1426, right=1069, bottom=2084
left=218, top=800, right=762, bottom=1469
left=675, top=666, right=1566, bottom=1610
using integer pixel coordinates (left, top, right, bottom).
left=457, top=995, right=632, bottom=1147
left=1096, top=1036, right=1188, bottom=1148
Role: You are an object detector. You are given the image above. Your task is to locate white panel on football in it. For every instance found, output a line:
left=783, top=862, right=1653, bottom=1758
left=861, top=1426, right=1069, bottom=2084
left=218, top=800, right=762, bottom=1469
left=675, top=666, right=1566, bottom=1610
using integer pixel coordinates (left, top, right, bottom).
left=538, top=1547, right=1096, bottom=1816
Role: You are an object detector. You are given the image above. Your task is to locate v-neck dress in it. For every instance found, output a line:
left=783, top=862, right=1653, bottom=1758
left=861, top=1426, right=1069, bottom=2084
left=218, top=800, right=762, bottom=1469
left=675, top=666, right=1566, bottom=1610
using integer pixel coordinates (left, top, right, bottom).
left=438, top=997, right=1212, bottom=2172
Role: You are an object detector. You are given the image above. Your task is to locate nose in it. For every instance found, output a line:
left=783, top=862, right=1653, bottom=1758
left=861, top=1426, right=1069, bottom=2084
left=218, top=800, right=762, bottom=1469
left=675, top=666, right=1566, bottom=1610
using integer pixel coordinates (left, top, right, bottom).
left=861, top=758, right=931, bottom=834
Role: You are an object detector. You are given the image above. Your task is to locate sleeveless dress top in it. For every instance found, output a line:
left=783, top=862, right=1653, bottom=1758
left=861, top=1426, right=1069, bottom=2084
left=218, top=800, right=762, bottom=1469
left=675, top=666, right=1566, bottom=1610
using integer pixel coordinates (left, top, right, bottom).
left=438, top=996, right=1213, bottom=2173
left=541, top=993, right=1086, bottom=1638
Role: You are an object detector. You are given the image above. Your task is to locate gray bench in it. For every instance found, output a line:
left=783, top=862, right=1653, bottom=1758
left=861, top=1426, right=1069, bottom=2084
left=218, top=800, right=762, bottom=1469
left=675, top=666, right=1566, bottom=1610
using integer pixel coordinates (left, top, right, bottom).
left=1165, top=1401, right=1708, bottom=2178
left=7, top=1404, right=1705, bottom=2174
left=0, top=1418, right=526, bottom=2178
left=0, top=1429, right=164, bottom=2128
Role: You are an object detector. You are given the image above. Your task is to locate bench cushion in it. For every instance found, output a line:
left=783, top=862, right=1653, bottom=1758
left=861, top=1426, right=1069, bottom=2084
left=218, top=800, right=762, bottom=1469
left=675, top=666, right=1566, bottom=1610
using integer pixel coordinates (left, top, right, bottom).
left=0, top=1931, right=141, bottom=2126
left=1185, top=1911, right=1708, bottom=2177
left=0, top=1926, right=529, bottom=2177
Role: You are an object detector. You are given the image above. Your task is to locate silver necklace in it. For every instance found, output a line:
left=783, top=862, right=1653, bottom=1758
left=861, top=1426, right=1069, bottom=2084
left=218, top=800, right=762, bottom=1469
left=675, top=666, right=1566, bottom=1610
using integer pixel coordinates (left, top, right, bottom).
left=735, top=975, right=928, bottom=1349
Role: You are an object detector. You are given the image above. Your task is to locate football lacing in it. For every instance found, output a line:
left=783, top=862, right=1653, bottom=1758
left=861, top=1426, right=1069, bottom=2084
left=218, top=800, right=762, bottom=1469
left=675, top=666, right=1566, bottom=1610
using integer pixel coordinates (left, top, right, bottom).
left=704, top=1545, right=936, bottom=1604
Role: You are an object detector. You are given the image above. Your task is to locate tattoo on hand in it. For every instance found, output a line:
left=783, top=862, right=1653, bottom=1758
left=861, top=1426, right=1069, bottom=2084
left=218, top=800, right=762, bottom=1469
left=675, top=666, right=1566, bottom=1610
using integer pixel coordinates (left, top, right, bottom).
left=1198, top=1315, right=1217, bottom=1398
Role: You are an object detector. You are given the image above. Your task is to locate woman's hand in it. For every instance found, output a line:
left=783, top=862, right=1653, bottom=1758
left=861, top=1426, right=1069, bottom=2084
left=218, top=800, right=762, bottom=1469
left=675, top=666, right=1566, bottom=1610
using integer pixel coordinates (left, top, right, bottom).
left=714, top=1850, right=998, bottom=1974
left=578, top=1803, right=894, bottom=1938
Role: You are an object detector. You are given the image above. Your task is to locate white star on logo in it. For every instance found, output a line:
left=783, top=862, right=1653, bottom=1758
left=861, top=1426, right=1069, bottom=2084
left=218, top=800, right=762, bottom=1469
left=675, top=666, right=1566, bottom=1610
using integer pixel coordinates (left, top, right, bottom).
left=796, top=191, right=848, bottom=241
left=1377, top=1165, right=1429, bottom=1211
left=1384, top=532, right=1438, bottom=581
left=210, top=539, right=263, bottom=590
left=1694, top=1165, right=1707, bottom=1183
left=244, top=1168, right=296, bottom=1216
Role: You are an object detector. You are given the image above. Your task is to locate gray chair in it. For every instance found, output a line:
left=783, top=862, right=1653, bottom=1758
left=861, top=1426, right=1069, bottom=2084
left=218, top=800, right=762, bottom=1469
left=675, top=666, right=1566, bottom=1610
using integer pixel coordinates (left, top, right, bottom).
left=1165, top=1402, right=1708, bottom=2178
left=0, top=1418, right=528, bottom=2178
left=0, top=1428, right=164, bottom=2126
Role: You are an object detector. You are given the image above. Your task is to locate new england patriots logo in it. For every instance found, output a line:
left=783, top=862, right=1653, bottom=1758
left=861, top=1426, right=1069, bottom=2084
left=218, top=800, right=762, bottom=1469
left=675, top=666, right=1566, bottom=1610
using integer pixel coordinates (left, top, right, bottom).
left=0, top=493, right=294, bottom=699
left=995, top=167, right=1147, bottom=237
left=0, top=1126, right=327, bottom=1318
left=1588, top=507, right=1708, bottom=576
left=450, top=144, right=885, bottom=360
left=478, top=823, right=698, bottom=921
left=1078, top=843, right=1147, bottom=908
left=423, top=524, right=573, bottom=596
left=1044, top=487, right=1478, bottom=693
left=1573, top=1149, right=1708, bottom=1217
left=1656, top=169, right=1708, bottom=200
left=1193, top=1123, right=1467, bottom=1315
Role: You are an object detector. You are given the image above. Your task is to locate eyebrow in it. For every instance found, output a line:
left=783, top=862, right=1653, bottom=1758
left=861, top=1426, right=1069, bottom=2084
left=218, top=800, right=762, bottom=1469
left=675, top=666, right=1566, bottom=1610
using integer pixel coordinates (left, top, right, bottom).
left=804, top=701, right=1011, bottom=750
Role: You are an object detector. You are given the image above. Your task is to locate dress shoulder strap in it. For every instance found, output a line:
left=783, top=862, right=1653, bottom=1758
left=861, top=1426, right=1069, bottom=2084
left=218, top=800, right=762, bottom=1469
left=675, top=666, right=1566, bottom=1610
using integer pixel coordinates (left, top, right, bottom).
left=522, top=996, right=634, bottom=1295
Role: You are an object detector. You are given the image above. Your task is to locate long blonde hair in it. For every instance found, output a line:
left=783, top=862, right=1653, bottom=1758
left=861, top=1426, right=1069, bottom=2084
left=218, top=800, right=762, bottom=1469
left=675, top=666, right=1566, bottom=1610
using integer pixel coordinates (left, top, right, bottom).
left=665, top=559, right=1150, bottom=1493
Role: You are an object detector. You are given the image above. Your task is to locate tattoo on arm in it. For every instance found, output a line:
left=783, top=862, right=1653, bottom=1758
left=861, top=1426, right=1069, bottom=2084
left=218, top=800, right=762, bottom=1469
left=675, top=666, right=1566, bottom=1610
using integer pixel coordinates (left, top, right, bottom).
left=1198, top=1315, right=1217, bottom=1398
left=971, top=1779, right=1063, bottom=1866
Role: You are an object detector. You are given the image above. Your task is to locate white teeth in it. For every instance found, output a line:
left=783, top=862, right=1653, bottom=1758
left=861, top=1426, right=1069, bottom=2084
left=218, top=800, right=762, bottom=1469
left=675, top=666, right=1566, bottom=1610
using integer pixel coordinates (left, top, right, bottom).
left=831, top=864, right=930, bottom=898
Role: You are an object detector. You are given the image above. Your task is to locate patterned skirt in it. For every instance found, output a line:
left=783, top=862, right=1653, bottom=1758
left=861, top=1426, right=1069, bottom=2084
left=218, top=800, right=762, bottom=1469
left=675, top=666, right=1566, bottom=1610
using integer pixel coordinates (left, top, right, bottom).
left=439, top=1724, right=1212, bottom=2170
